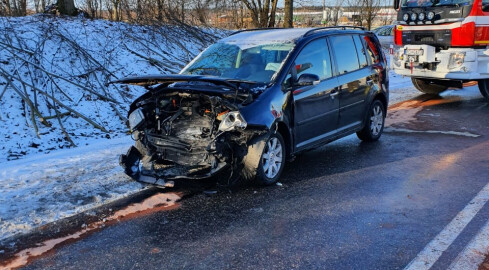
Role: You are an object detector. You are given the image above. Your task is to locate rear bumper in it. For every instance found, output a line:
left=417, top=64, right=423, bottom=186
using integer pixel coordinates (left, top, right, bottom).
left=391, top=45, right=489, bottom=80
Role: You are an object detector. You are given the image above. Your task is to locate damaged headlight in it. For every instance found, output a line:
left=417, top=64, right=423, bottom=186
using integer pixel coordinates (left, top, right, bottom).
left=448, top=52, right=465, bottom=70
left=218, top=111, right=247, bottom=132
left=128, top=108, right=145, bottom=131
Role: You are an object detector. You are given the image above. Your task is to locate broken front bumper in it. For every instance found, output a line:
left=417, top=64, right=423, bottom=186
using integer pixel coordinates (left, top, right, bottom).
left=119, top=146, right=228, bottom=188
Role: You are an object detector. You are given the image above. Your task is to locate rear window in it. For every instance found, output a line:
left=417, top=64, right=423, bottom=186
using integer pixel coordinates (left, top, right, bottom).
left=361, top=35, right=381, bottom=64
left=329, top=35, right=360, bottom=74
left=353, top=35, right=368, bottom=68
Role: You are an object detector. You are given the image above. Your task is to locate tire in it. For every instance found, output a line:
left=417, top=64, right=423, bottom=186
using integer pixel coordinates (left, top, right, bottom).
left=254, top=132, right=286, bottom=186
left=411, top=77, right=448, bottom=94
left=478, top=79, right=489, bottom=100
left=357, top=99, right=385, bottom=142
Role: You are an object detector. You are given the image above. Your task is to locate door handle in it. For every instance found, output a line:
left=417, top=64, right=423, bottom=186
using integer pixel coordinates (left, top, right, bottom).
left=330, top=90, right=339, bottom=98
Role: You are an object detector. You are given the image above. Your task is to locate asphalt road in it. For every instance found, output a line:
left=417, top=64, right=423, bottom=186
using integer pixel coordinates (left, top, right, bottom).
left=14, top=87, right=489, bottom=269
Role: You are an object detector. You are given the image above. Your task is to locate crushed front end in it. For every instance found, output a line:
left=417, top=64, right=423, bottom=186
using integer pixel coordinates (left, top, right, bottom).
left=117, top=76, right=266, bottom=187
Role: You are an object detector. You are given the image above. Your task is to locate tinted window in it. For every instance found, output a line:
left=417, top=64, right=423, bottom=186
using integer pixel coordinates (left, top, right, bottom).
left=361, top=35, right=381, bottom=64
left=294, top=38, right=332, bottom=81
left=330, top=35, right=360, bottom=74
left=353, top=35, right=368, bottom=68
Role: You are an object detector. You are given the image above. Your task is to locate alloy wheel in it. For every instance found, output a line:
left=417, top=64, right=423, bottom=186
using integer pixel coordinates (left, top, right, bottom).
left=370, top=105, right=384, bottom=136
left=262, top=137, right=283, bottom=179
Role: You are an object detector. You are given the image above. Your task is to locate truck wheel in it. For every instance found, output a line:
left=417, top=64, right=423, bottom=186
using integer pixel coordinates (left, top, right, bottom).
left=478, top=79, right=489, bottom=100
left=411, top=78, right=448, bottom=94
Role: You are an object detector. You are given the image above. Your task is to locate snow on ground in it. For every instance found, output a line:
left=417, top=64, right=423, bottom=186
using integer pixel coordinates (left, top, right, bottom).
left=0, top=16, right=421, bottom=243
left=0, top=137, right=143, bottom=241
left=389, top=71, right=420, bottom=104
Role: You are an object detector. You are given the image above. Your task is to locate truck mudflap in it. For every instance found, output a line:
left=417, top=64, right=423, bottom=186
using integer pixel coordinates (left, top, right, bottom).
left=390, top=45, right=489, bottom=80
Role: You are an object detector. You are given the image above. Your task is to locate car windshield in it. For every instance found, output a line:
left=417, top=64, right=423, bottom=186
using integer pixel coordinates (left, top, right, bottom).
left=180, top=41, right=295, bottom=84
left=402, top=0, right=472, bottom=7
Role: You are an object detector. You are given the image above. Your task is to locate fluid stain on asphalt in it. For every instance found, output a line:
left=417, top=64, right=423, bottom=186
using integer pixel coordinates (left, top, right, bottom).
left=386, top=97, right=463, bottom=127
left=433, top=153, right=460, bottom=171
left=1, top=192, right=182, bottom=270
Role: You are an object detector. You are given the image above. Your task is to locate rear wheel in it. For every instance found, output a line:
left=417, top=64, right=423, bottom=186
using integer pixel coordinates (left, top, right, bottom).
left=255, top=132, right=286, bottom=186
left=411, top=78, right=448, bottom=94
left=357, top=99, right=385, bottom=142
left=478, top=79, right=489, bottom=100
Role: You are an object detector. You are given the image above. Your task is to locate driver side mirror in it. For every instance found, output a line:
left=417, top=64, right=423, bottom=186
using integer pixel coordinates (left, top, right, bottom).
left=297, top=73, right=320, bottom=86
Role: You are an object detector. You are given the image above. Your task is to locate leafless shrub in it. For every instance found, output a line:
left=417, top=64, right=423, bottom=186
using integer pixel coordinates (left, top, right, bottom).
left=0, top=16, right=222, bottom=150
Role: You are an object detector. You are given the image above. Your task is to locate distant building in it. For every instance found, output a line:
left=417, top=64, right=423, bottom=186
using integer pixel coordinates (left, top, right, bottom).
left=205, top=6, right=397, bottom=29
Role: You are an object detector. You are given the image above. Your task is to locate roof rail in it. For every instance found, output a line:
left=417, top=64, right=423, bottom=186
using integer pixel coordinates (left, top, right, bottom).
left=303, top=26, right=366, bottom=36
left=229, top=28, right=285, bottom=36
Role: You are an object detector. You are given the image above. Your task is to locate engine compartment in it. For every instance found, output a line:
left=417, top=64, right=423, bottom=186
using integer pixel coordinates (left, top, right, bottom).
left=124, top=91, right=260, bottom=181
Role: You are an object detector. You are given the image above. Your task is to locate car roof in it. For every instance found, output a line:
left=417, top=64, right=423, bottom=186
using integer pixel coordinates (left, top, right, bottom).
left=223, top=27, right=369, bottom=45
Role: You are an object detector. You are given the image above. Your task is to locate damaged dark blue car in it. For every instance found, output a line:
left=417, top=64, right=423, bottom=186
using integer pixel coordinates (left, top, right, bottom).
left=117, top=26, right=389, bottom=187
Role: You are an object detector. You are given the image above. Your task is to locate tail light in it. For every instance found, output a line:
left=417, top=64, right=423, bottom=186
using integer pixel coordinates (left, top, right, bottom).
left=394, top=25, right=403, bottom=46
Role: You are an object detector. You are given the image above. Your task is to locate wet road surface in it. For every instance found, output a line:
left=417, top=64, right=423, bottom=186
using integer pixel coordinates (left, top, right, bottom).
left=5, top=86, right=489, bottom=269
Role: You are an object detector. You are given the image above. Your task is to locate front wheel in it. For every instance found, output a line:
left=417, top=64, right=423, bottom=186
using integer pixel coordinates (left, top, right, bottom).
left=411, top=78, right=448, bottom=94
left=255, top=132, right=286, bottom=186
left=357, top=99, right=385, bottom=142
left=477, top=79, right=489, bottom=100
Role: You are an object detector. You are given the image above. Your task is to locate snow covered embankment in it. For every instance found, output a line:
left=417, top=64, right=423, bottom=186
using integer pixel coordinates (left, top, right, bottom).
left=0, top=15, right=221, bottom=161
left=0, top=15, right=223, bottom=242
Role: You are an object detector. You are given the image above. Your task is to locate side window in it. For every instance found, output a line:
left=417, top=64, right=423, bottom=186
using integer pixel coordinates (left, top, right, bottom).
left=377, top=27, right=386, bottom=36
left=379, top=27, right=390, bottom=36
left=483, top=0, right=489, bottom=11
left=294, top=38, right=332, bottom=81
left=362, top=35, right=381, bottom=64
left=330, top=35, right=360, bottom=74
left=353, top=35, right=368, bottom=68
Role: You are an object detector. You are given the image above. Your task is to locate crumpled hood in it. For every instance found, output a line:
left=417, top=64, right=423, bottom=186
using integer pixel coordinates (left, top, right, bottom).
left=112, top=74, right=256, bottom=89
left=112, top=74, right=258, bottom=104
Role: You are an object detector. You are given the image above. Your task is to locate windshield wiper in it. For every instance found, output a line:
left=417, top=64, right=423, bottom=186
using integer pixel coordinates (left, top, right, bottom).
left=435, top=1, right=461, bottom=6
left=224, top=78, right=260, bottom=85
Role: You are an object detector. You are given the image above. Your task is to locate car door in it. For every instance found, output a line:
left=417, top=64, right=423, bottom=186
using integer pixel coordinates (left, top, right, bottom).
left=288, top=38, right=340, bottom=150
left=329, top=34, right=374, bottom=130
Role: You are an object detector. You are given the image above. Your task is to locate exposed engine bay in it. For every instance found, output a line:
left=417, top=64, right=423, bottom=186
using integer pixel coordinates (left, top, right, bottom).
left=119, top=84, right=267, bottom=187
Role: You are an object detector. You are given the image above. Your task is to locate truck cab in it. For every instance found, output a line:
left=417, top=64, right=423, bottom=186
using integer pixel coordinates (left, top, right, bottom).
left=391, top=0, right=489, bottom=99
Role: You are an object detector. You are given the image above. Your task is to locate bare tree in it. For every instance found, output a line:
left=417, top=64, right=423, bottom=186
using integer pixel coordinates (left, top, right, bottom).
left=347, top=0, right=381, bottom=29
left=3, top=0, right=27, bottom=16
left=329, top=0, right=344, bottom=26
left=57, top=0, right=76, bottom=15
left=84, top=0, right=99, bottom=18
left=283, top=0, right=293, bottom=27
left=363, top=0, right=381, bottom=29
left=239, top=0, right=279, bottom=28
